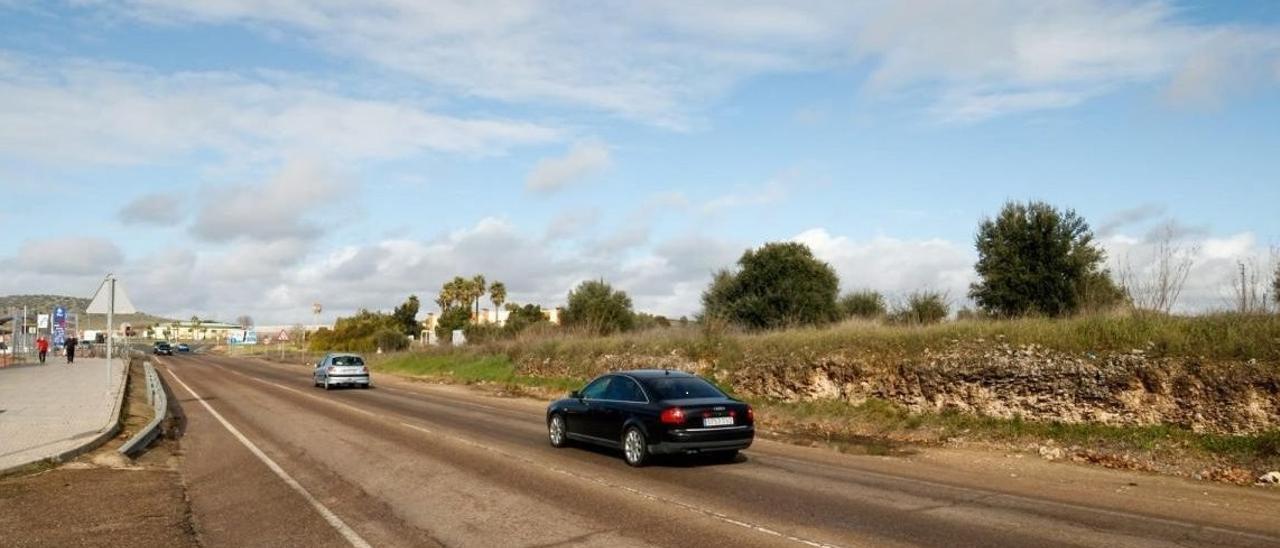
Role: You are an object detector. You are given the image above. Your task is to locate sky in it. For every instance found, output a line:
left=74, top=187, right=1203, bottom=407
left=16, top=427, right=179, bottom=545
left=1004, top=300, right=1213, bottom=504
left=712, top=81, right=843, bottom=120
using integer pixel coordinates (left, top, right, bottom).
left=1, top=1, right=1278, bottom=325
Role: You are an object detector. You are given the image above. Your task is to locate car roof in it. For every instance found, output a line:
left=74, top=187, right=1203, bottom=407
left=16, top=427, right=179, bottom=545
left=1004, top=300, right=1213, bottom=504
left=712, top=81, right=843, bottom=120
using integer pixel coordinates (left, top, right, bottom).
left=326, top=352, right=363, bottom=358
left=613, top=369, right=697, bottom=379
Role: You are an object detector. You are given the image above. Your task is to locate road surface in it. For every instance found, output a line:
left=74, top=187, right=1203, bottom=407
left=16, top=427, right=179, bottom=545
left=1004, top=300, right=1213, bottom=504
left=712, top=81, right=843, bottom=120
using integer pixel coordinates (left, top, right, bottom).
left=158, top=353, right=1280, bottom=547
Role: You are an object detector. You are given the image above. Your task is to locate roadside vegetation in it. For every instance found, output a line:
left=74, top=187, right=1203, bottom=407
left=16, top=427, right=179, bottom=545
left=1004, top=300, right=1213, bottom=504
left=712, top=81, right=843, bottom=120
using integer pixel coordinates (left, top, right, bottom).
left=290, top=199, right=1280, bottom=482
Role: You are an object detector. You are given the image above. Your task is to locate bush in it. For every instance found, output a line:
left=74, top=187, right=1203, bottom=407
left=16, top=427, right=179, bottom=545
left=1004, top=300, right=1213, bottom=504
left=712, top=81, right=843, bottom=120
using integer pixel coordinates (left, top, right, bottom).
left=840, top=290, right=886, bottom=319
left=374, top=327, right=409, bottom=352
left=309, top=309, right=402, bottom=352
left=561, top=280, right=635, bottom=335
left=890, top=291, right=949, bottom=325
left=464, top=323, right=506, bottom=344
left=504, top=303, right=549, bottom=334
left=970, top=201, right=1118, bottom=317
left=702, top=241, right=840, bottom=330
left=434, top=306, right=471, bottom=344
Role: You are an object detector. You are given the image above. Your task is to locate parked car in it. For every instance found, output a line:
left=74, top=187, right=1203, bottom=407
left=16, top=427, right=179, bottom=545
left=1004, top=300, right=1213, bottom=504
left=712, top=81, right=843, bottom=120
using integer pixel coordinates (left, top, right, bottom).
left=546, top=369, right=754, bottom=467
left=152, top=341, right=173, bottom=355
left=176, top=343, right=191, bottom=353
left=313, top=353, right=370, bottom=389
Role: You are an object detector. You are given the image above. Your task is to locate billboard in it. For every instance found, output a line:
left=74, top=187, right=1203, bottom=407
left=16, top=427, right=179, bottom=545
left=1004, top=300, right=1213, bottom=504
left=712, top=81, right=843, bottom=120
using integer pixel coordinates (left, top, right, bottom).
left=53, top=307, right=67, bottom=346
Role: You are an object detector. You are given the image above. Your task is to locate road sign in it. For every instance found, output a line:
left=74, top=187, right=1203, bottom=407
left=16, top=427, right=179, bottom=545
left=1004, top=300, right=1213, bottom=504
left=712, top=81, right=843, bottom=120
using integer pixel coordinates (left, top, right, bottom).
left=37, top=314, right=49, bottom=329
left=277, top=329, right=290, bottom=342
left=87, top=278, right=137, bottom=314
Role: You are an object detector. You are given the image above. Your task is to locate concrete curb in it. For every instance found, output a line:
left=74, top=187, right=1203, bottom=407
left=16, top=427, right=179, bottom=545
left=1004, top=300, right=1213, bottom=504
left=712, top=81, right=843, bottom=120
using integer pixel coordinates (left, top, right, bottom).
left=119, top=362, right=167, bottom=457
left=0, top=358, right=129, bottom=477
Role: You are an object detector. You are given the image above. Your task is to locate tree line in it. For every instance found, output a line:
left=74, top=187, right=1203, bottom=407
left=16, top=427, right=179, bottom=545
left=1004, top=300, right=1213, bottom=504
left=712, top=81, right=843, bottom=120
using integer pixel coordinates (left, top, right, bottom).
left=312, top=199, right=1280, bottom=350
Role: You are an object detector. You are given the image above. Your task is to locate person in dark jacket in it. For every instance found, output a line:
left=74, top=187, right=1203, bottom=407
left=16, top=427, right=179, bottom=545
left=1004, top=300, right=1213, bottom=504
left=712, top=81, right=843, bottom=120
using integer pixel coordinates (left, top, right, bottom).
left=65, top=336, right=78, bottom=364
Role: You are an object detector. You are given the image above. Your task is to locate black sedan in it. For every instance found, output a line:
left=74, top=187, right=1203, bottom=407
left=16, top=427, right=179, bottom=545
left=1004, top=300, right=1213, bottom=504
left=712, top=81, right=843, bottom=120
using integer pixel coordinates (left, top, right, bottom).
left=546, top=369, right=754, bottom=466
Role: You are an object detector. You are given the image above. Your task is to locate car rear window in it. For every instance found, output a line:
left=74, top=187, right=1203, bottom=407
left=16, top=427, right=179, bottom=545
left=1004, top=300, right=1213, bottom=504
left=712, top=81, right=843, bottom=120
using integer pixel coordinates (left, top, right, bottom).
left=644, top=377, right=725, bottom=400
left=332, top=356, right=364, bottom=366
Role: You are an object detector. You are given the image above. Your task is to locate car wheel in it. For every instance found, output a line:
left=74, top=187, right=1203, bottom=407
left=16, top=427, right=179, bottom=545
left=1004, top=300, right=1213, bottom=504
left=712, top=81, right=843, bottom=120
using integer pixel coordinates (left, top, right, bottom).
left=622, top=426, right=649, bottom=467
left=548, top=414, right=569, bottom=448
left=710, top=450, right=739, bottom=463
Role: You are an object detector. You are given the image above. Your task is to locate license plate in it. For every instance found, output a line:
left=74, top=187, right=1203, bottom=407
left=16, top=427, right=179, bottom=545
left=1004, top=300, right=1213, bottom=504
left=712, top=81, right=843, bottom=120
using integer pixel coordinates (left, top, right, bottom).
left=703, top=416, right=734, bottom=427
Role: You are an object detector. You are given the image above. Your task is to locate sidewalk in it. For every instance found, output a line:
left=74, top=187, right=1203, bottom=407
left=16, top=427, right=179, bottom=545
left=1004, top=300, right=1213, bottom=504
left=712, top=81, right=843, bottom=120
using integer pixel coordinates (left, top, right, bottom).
left=0, top=358, right=127, bottom=474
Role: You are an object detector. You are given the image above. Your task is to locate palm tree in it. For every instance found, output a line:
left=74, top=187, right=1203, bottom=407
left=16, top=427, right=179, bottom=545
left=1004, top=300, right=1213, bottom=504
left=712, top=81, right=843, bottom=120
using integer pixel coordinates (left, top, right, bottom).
left=489, top=282, right=506, bottom=325
left=471, top=274, right=486, bottom=321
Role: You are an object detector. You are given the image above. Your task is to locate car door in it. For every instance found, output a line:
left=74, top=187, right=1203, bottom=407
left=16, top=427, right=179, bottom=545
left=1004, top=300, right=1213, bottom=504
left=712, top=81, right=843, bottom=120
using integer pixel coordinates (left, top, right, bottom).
left=573, top=376, right=613, bottom=440
left=596, top=376, right=646, bottom=442
left=314, top=356, right=328, bottom=383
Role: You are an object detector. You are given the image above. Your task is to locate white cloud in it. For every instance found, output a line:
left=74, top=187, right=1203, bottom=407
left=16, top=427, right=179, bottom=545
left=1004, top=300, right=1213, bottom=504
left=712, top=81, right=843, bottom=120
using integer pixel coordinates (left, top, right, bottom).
left=14, top=237, right=124, bottom=276
left=794, top=228, right=977, bottom=303
left=95, top=1, right=1280, bottom=123
left=0, top=53, right=562, bottom=167
left=118, top=192, right=185, bottom=226
left=1104, top=231, right=1276, bottom=312
left=703, top=180, right=788, bottom=214
left=526, top=141, right=612, bottom=193
left=190, top=159, right=347, bottom=242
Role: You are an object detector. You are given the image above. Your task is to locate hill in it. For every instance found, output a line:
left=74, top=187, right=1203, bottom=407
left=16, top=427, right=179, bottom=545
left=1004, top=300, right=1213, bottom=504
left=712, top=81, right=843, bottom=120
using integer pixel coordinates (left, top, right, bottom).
left=0, top=294, right=172, bottom=326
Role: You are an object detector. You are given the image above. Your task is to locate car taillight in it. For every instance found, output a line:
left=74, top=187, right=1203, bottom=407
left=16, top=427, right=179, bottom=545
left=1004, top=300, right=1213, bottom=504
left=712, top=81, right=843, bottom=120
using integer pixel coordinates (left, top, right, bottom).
left=327, top=366, right=335, bottom=373
left=660, top=407, right=686, bottom=425
left=746, top=406, right=754, bottom=422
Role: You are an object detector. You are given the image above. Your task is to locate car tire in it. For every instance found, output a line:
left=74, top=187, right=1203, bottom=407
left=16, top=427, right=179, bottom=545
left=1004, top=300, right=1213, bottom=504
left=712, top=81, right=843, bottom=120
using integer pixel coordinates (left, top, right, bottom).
left=548, top=414, right=569, bottom=448
left=710, top=450, right=739, bottom=463
left=622, top=426, right=649, bottom=467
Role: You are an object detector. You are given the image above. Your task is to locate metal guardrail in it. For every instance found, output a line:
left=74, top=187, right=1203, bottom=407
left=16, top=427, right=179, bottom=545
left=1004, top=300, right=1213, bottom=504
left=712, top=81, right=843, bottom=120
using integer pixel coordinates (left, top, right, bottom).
left=118, top=361, right=167, bottom=457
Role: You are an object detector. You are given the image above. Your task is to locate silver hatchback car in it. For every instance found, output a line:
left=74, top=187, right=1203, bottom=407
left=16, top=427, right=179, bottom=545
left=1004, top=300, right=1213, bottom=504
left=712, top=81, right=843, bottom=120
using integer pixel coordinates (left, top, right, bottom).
left=313, top=353, right=371, bottom=390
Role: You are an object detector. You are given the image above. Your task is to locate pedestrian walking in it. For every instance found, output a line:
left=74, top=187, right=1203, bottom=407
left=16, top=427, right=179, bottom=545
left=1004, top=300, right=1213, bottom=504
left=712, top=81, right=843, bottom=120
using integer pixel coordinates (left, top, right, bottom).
left=65, top=336, right=78, bottom=364
left=36, top=336, right=49, bottom=364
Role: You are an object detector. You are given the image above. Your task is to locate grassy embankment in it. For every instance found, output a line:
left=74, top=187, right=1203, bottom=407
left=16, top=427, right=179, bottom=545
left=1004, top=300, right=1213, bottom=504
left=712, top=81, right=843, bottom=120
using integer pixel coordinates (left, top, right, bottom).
left=368, top=313, right=1280, bottom=477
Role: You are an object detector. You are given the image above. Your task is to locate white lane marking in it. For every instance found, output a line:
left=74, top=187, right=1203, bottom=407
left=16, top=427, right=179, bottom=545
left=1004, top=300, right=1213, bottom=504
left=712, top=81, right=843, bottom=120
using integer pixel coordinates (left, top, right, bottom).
left=212, top=363, right=847, bottom=548
left=212, top=358, right=1280, bottom=548
left=165, top=366, right=373, bottom=548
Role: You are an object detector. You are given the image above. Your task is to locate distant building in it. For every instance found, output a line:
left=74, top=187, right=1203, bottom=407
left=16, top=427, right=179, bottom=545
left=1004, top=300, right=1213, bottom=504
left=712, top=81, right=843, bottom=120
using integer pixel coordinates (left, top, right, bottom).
left=147, top=320, right=241, bottom=341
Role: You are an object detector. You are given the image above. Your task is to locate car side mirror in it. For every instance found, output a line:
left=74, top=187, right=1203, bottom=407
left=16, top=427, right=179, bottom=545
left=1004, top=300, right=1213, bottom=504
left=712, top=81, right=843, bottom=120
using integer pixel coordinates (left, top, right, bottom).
left=570, top=390, right=582, bottom=399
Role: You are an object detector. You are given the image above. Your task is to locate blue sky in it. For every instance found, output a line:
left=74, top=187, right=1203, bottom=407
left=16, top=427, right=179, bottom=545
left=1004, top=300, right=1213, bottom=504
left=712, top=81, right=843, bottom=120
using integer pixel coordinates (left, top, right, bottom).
left=1, top=1, right=1278, bottom=323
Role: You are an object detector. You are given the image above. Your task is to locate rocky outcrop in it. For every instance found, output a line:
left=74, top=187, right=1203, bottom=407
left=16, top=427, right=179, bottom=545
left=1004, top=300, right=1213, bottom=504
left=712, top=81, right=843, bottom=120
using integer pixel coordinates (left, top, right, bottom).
left=518, top=341, right=1280, bottom=435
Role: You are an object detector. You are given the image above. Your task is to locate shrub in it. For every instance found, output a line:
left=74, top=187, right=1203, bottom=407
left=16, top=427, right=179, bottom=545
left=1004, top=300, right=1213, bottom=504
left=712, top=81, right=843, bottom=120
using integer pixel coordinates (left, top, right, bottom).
left=374, top=327, right=409, bottom=352
left=504, top=303, right=549, bottom=334
left=702, top=241, right=840, bottom=330
left=839, top=290, right=886, bottom=319
left=891, top=291, right=949, bottom=325
left=561, top=280, right=635, bottom=335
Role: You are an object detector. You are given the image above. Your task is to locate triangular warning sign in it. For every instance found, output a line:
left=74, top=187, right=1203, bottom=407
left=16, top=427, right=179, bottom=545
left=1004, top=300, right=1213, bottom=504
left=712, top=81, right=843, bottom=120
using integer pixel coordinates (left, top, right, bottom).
left=87, top=278, right=138, bottom=315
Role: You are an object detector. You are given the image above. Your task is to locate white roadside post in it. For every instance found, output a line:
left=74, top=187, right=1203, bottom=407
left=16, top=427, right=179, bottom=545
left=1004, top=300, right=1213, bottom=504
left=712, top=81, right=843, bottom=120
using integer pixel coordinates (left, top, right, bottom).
left=88, top=274, right=137, bottom=383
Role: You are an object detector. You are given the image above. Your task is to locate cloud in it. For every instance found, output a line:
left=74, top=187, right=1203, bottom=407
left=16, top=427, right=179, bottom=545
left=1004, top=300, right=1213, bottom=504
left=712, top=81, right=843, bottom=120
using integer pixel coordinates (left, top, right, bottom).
left=794, top=228, right=977, bottom=301
left=1104, top=231, right=1276, bottom=312
left=0, top=53, right=562, bottom=167
left=526, top=141, right=612, bottom=193
left=96, top=1, right=1278, bottom=124
left=15, top=236, right=124, bottom=276
left=189, top=160, right=347, bottom=242
left=1097, top=204, right=1167, bottom=237
left=703, top=180, right=788, bottom=214
left=544, top=208, right=601, bottom=241
left=118, top=192, right=185, bottom=226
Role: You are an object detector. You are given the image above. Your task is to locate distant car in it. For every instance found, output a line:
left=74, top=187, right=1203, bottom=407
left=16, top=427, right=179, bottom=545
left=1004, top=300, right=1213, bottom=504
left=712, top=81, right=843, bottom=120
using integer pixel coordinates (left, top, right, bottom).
left=152, top=341, right=173, bottom=356
left=313, top=353, right=370, bottom=390
left=546, top=370, right=754, bottom=467
left=176, top=343, right=191, bottom=353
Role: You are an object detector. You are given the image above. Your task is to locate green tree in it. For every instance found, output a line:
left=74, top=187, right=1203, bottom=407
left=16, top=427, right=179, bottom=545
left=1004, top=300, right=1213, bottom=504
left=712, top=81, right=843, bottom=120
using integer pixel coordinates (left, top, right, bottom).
left=489, top=282, right=507, bottom=323
left=561, top=280, right=635, bottom=335
left=839, top=290, right=886, bottom=319
left=701, top=242, right=840, bottom=330
left=969, top=201, right=1117, bottom=317
left=392, top=295, right=420, bottom=337
left=434, top=306, right=472, bottom=343
left=503, top=303, right=547, bottom=334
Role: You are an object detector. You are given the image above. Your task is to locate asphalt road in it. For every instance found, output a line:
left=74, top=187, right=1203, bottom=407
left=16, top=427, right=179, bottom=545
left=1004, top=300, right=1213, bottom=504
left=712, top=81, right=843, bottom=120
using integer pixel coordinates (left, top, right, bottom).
left=157, top=353, right=1280, bottom=548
